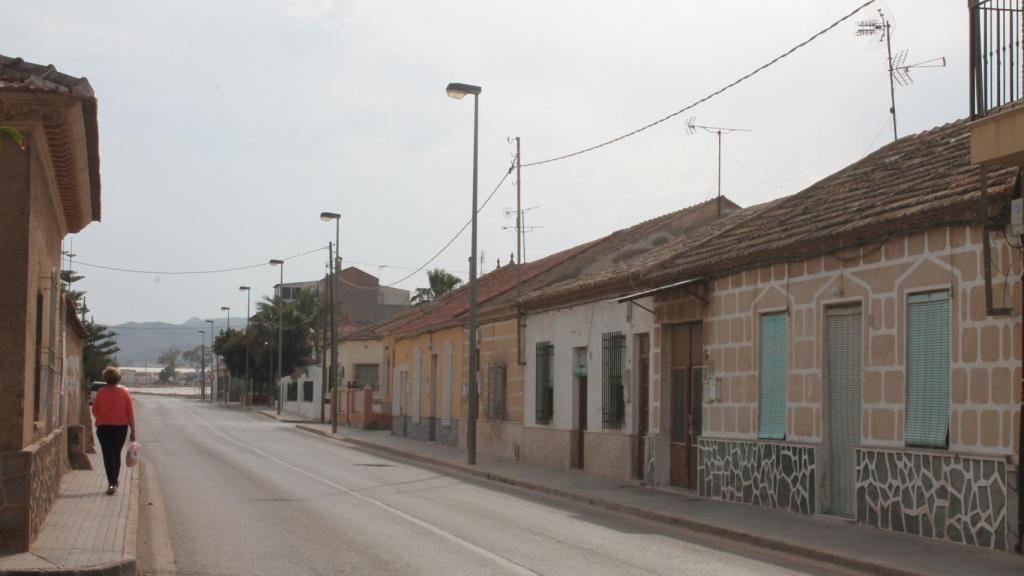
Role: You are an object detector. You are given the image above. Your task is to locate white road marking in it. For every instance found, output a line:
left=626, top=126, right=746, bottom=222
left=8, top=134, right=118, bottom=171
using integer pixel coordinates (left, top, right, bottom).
left=186, top=406, right=541, bottom=576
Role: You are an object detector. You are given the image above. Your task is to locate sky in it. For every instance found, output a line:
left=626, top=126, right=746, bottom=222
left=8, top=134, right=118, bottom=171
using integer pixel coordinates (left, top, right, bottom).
left=6, top=0, right=970, bottom=326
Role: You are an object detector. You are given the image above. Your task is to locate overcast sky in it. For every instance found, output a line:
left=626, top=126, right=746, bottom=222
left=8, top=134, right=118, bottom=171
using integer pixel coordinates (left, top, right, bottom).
left=8, top=0, right=968, bottom=325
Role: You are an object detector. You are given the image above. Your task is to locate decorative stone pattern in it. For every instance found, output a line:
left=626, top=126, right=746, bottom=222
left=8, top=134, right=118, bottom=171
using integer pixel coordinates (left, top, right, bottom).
left=856, top=448, right=1008, bottom=550
left=0, top=428, right=68, bottom=552
left=699, top=438, right=815, bottom=515
left=393, top=416, right=459, bottom=447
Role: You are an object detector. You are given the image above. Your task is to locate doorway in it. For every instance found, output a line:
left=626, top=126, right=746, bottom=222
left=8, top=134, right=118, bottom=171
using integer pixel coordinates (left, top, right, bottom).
left=429, top=353, right=438, bottom=441
left=669, top=323, right=703, bottom=488
left=825, top=305, right=862, bottom=517
left=636, top=334, right=650, bottom=479
left=572, top=347, right=588, bottom=469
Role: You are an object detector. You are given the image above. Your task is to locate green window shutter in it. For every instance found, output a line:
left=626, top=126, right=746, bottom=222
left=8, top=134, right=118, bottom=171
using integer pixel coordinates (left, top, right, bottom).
left=905, top=292, right=950, bottom=448
left=758, top=313, right=788, bottom=440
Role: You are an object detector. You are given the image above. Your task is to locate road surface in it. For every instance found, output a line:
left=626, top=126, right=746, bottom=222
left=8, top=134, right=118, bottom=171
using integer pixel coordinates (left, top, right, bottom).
left=136, top=395, right=863, bottom=576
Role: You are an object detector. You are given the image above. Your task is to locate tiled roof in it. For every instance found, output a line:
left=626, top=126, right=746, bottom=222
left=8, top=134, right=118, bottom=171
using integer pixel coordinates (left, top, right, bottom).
left=0, top=55, right=101, bottom=223
left=644, top=119, right=1020, bottom=284
left=376, top=241, right=599, bottom=338
left=513, top=196, right=740, bottom=310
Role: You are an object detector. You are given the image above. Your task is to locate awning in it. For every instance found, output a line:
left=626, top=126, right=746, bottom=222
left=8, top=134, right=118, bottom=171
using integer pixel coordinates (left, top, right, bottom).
left=614, top=277, right=708, bottom=306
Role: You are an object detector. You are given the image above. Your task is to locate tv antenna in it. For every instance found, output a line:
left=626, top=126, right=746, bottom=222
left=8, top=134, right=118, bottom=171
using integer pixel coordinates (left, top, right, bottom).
left=685, top=117, right=752, bottom=218
left=503, top=205, right=542, bottom=263
left=857, top=9, right=945, bottom=142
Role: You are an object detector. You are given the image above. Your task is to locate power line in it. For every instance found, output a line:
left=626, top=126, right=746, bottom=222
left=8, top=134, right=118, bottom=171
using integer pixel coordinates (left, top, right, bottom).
left=75, top=246, right=327, bottom=275
left=377, top=156, right=517, bottom=288
left=521, top=0, right=876, bottom=168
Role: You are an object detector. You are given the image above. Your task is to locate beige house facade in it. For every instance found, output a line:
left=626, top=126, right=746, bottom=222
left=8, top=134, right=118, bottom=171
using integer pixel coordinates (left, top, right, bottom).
left=636, top=121, right=1022, bottom=552
left=0, top=55, right=101, bottom=551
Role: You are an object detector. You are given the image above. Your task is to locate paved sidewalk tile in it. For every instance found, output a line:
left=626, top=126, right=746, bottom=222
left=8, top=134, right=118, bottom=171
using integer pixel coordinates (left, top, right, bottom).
left=0, top=451, right=133, bottom=572
left=295, top=423, right=1024, bottom=576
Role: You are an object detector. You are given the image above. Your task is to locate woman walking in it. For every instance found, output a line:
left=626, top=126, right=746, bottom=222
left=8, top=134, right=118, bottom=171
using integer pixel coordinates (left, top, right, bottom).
left=91, top=366, right=136, bottom=495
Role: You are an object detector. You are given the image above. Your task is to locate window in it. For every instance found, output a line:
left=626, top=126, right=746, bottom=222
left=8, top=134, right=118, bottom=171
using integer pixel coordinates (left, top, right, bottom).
left=906, top=292, right=950, bottom=448
left=488, top=363, right=507, bottom=421
left=758, top=313, right=787, bottom=440
left=354, top=364, right=380, bottom=391
left=602, top=333, right=626, bottom=430
left=287, top=381, right=298, bottom=401
left=535, top=342, right=554, bottom=424
left=302, top=380, right=314, bottom=402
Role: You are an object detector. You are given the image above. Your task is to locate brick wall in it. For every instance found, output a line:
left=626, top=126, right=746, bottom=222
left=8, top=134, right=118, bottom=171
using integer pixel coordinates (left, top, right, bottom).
left=0, top=427, right=68, bottom=552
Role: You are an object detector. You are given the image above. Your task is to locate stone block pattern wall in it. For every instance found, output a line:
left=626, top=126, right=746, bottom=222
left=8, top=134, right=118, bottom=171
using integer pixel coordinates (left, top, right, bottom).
left=0, top=428, right=67, bottom=552
left=856, top=448, right=1008, bottom=550
left=699, top=438, right=815, bottom=515
left=392, top=416, right=458, bottom=447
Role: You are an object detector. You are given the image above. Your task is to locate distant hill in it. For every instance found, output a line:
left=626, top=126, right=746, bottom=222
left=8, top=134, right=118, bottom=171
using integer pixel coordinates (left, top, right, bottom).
left=110, top=316, right=240, bottom=365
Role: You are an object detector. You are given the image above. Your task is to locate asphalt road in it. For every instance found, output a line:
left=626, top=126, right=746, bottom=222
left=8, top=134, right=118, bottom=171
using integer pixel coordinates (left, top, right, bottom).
left=136, top=395, right=864, bottom=576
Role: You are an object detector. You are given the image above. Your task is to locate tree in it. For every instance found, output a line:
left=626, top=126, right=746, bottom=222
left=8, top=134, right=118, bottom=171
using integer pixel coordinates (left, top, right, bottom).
left=83, top=321, right=119, bottom=382
left=157, top=347, right=180, bottom=383
left=412, top=268, right=463, bottom=306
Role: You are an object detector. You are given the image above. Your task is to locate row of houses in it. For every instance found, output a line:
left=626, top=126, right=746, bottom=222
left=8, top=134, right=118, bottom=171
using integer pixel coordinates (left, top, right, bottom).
left=331, top=118, right=1022, bottom=553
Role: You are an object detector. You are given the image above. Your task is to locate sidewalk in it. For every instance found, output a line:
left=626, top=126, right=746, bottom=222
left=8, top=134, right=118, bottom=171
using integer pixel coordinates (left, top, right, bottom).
left=0, top=452, right=137, bottom=576
left=256, top=407, right=318, bottom=424
left=293, top=422, right=1024, bottom=576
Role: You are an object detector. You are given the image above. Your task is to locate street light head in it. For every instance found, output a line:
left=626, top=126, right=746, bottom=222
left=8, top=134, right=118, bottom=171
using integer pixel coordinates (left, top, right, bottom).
left=198, top=329, right=204, bottom=335
left=269, top=259, right=284, bottom=266
left=220, top=306, right=230, bottom=312
left=320, top=211, right=340, bottom=222
left=239, top=286, right=250, bottom=292
left=446, top=83, right=481, bottom=100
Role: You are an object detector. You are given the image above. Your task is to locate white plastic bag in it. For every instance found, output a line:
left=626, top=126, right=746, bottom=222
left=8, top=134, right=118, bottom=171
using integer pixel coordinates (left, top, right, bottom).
left=126, top=441, right=139, bottom=468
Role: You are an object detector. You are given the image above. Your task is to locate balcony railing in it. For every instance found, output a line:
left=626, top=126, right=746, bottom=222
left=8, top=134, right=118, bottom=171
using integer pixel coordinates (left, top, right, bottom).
left=970, top=0, right=1023, bottom=118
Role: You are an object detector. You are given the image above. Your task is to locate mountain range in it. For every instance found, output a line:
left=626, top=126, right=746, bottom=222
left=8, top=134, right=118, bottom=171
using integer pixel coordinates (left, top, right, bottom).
left=110, top=317, right=240, bottom=366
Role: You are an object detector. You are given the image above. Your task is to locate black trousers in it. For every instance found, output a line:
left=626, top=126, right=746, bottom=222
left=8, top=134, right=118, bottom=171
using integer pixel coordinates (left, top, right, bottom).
left=96, top=425, right=128, bottom=486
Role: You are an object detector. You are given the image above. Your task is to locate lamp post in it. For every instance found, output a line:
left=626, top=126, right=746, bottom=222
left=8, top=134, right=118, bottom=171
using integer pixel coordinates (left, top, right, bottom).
left=198, top=329, right=206, bottom=400
left=320, top=211, right=340, bottom=432
left=220, top=306, right=231, bottom=405
left=270, top=259, right=285, bottom=415
left=239, top=286, right=251, bottom=407
left=205, top=319, right=215, bottom=402
left=446, top=81, right=481, bottom=465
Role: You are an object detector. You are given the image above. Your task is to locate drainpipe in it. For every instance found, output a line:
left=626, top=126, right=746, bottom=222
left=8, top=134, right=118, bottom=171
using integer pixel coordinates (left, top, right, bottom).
left=1018, top=262, right=1023, bottom=554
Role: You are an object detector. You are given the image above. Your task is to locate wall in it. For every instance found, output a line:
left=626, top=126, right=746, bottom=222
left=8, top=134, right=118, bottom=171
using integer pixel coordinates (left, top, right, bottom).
left=280, top=366, right=323, bottom=420
left=339, top=338, right=384, bottom=395
left=389, top=327, right=465, bottom=447
left=0, top=428, right=68, bottom=552
left=522, top=298, right=652, bottom=479
left=476, top=318, right=524, bottom=458
left=681, top=224, right=1021, bottom=548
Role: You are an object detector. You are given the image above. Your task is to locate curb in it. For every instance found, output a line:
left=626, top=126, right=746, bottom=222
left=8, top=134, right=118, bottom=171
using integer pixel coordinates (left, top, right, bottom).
left=296, top=425, right=924, bottom=576
left=257, top=411, right=316, bottom=424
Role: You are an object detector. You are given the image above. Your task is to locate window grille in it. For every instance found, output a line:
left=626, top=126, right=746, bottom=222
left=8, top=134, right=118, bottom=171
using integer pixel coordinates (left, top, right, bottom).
left=535, top=342, right=554, bottom=424
left=602, top=333, right=626, bottom=430
left=354, top=364, right=380, bottom=391
left=488, top=363, right=507, bottom=421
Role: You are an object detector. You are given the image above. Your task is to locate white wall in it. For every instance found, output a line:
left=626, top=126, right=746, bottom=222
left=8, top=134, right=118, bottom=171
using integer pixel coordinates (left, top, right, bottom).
left=339, top=338, right=384, bottom=395
left=280, top=365, right=324, bottom=420
left=524, top=298, right=653, bottom=431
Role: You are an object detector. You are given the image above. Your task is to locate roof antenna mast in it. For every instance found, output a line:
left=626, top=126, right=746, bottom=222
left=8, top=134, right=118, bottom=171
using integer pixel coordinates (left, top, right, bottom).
left=857, top=9, right=946, bottom=142
left=686, top=117, right=752, bottom=218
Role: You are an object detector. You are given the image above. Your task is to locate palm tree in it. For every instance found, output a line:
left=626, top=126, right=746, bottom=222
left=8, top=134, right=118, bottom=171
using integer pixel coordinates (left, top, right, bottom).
left=412, top=268, right=464, bottom=306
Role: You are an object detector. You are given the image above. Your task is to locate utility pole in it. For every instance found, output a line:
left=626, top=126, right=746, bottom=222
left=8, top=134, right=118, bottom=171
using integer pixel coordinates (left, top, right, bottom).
left=515, top=137, right=522, bottom=266
left=883, top=16, right=897, bottom=142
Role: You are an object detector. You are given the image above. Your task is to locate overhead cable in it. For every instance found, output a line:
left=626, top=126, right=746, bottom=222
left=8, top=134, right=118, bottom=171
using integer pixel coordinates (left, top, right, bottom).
left=522, top=0, right=877, bottom=168
left=75, top=246, right=327, bottom=276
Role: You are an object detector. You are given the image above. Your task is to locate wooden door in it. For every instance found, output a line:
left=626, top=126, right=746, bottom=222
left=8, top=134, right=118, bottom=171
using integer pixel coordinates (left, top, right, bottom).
left=577, top=376, right=587, bottom=469
left=669, top=323, right=702, bottom=488
left=636, top=334, right=650, bottom=479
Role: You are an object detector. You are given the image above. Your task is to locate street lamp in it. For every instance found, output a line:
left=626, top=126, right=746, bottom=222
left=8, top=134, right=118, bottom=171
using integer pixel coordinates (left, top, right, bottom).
left=239, top=286, right=251, bottom=407
left=270, top=259, right=285, bottom=415
left=320, top=211, right=340, bottom=431
left=205, top=319, right=215, bottom=402
left=446, top=81, right=481, bottom=465
left=197, top=329, right=206, bottom=400
left=220, top=306, right=231, bottom=405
